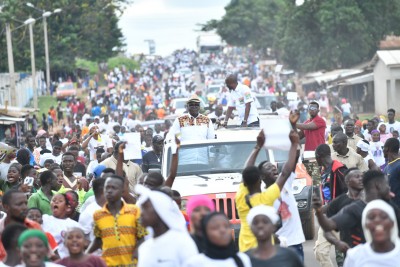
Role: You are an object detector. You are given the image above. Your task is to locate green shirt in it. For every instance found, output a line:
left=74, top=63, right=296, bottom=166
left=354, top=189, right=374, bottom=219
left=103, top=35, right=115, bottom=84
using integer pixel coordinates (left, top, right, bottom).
left=83, top=189, right=94, bottom=204
left=0, top=180, right=18, bottom=194
left=27, top=188, right=52, bottom=215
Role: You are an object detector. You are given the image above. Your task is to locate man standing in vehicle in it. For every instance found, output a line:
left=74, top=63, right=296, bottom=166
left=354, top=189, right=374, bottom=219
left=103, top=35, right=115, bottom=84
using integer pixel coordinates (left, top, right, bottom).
left=170, top=95, right=215, bottom=142
left=222, top=74, right=259, bottom=127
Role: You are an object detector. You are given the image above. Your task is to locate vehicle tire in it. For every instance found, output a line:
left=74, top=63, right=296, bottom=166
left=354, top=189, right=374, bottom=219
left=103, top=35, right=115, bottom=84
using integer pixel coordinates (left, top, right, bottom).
left=303, top=211, right=315, bottom=240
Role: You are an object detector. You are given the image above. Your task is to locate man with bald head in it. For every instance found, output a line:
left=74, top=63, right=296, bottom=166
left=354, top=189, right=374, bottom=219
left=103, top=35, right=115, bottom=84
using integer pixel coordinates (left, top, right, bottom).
left=222, top=74, right=259, bottom=127
left=331, top=133, right=368, bottom=172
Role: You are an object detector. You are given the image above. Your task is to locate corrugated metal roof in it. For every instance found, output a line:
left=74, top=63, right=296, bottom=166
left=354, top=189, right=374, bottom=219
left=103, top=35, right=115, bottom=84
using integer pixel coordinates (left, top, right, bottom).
left=376, top=50, right=400, bottom=66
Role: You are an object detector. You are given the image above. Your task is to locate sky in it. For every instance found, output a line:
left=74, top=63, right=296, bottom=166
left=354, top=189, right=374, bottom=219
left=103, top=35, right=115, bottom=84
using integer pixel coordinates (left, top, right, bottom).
left=118, top=0, right=230, bottom=56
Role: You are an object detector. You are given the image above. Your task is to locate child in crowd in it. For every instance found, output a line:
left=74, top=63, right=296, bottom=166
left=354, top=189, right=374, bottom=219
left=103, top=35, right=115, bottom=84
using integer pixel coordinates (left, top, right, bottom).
left=42, top=193, right=81, bottom=258
left=0, top=163, right=21, bottom=193
left=55, top=227, right=106, bottom=267
left=26, top=208, right=59, bottom=261
left=378, top=123, right=391, bottom=144
left=370, top=130, right=385, bottom=168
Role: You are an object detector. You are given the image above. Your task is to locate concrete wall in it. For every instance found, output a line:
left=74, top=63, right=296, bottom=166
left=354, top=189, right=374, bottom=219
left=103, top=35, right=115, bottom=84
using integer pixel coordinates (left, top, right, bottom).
left=373, top=60, right=400, bottom=114
left=0, top=71, right=44, bottom=108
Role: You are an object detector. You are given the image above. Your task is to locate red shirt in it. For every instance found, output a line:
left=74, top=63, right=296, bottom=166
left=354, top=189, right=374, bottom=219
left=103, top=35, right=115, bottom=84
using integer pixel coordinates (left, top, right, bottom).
left=304, top=115, right=326, bottom=151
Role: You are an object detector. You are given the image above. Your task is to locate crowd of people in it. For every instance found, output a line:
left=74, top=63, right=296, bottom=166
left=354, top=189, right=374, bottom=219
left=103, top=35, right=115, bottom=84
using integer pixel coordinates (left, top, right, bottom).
left=0, top=47, right=400, bottom=267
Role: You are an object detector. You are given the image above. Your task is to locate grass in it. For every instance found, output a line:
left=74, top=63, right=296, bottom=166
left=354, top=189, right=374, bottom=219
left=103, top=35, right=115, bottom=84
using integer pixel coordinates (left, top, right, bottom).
left=37, top=96, right=58, bottom=123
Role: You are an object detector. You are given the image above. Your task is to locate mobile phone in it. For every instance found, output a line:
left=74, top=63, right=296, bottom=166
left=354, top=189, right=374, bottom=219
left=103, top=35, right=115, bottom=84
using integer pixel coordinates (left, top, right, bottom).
left=313, top=185, right=321, bottom=199
left=24, top=177, right=34, bottom=186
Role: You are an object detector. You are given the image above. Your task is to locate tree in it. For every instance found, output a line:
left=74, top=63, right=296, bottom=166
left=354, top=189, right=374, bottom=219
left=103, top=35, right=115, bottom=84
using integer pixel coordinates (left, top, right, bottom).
left=205, top=0, right=400, bottom=72
left=0, top=0, right=131, bottom=74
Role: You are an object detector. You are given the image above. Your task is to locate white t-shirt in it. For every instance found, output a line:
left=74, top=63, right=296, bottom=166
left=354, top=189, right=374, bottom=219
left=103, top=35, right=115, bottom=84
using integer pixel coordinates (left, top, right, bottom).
left=86, top=160, right=100, bottom=175
left=88, top=134, right=112, bottom=160
left=138, top=230, right=198, bottom=267
left=227, top=83, right=259, bottom=124
left=344, top=240, right=400, bottom=267
left=370, top=141, right=385, bottom=166
left=0, top=162, right=11, bottom=181
left=273, top=173, right=306, bottom=246
left=341, top=103, right=351, bottom=114
left=183, top=252, right=251, bottom=267
left=78, top=201, right=102, bottom=241
left=16, top=263, right=63, bottom=267
left=386, top=121, right=400, bottom=134
left=42, top=215, right=81, bottom=258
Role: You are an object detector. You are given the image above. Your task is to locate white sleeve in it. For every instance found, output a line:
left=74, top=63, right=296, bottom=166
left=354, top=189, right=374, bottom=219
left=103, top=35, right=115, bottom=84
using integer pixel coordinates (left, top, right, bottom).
left=207, top=119, right=215, bottom=139
left=227, top=92, right=235, bottom=107
left=171, top=118, right=181, bottom=137
left=243, top=86, right=254, bottom=104
left=78, top=210, right=92, bottom=235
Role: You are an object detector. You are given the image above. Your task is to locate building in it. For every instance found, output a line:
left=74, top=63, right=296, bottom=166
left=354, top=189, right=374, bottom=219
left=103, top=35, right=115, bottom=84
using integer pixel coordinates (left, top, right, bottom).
left=371, top=50, right=400, bottom=115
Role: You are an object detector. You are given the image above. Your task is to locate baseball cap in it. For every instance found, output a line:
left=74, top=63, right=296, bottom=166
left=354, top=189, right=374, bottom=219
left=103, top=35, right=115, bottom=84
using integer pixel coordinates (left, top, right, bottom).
left=152, top=135, right=164, bottom=143
left=187, top=95, right=201, bottom=103
left=93, top=165, right=107, bottom=179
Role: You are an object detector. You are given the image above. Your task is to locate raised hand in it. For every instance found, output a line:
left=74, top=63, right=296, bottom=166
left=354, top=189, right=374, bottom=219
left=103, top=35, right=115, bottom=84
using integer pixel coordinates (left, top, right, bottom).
left=256, top=130, right=265, bottom=148
left=289, top=110, right=300, bottom=126
left=288, top=129, right=300, bottom=144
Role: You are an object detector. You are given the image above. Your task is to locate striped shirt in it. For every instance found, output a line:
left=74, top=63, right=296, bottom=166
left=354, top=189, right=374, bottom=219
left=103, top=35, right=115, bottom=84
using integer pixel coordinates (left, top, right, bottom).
left=94, top=202, right=146, bottom=267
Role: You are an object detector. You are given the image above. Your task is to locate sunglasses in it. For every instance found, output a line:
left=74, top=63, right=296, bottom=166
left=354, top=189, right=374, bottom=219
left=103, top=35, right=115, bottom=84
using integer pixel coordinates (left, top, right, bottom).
left=308, top=106, right=318, bottom=111
left=188, top=103, right=200, bottom=107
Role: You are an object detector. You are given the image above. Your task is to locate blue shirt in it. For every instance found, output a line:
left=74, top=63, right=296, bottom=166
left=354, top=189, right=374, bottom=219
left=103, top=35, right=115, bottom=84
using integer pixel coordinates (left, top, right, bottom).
left=91, top=106, right=101, bottom=116
left=385, top=158, right=400, bottom=207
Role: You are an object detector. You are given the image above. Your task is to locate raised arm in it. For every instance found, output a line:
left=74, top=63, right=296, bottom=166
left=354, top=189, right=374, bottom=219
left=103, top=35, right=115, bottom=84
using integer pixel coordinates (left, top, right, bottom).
left=165, top=137, right=180, bottom=188
left=275, top=129, right=300, bottom=190
left=244, top=130, right=265, bottom=168
left=116, top=143, right=136, bottom=204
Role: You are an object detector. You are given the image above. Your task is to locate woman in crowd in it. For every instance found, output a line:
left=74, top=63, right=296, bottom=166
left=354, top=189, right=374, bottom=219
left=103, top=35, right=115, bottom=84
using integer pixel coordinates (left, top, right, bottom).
left=186, top=195, right=215, bottom=252
left=136, top=185, right=198, bottom=267
left=184, top=212, right=251, bottom=267
left=56, top=227, right=106, bottom=267
left=42, top=193, right=81, bottom=258
left=246, top=205, right=303, bottom=267
left=344, top=199, right=400, bottom=267
left=16, top=229, right=63, bottom=267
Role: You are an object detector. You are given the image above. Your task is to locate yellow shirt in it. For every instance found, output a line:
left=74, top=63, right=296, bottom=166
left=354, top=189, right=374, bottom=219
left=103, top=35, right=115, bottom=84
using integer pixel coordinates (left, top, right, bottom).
left=94, top=202, right=146, bottom=267
left=235, top=183, right=280, bottom=252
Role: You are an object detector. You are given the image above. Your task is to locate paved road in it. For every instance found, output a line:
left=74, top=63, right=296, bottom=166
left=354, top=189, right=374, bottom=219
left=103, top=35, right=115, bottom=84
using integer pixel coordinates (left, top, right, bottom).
left=303, top=217, right=337, bottom=267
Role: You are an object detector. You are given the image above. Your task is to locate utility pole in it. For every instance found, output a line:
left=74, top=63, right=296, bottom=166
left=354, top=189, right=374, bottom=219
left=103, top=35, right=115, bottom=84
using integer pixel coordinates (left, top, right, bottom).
left=5, top=23, right=16, bottom=106
left=28, top=19, right=37, bottom=109
left=43, top=16, right=50, bottom=95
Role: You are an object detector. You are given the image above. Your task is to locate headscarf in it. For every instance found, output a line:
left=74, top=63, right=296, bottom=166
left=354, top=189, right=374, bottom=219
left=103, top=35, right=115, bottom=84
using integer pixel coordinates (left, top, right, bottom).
left=18, top=229, right=48, bottom=248
left=135, top=184, right=186, bottom=232
left=186, top=195, right=215, bottom=219
left=201, top=212, right=244, bottom=267
left=371, top=129, right=379, bottom=135
left=356, top=139, right=370, bottom=152
left=246, top=205, right=280, bottom=226
left=362, top=200, right=398, bottom=244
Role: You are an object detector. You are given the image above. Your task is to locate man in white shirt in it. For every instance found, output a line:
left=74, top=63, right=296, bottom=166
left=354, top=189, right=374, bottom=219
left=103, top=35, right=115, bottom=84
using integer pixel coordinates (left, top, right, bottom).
left=386, top=108, right=400, bottom=134
left=222, top=74, right=259, bottom=127
left=81, top=123, right=113, bottom=160
left=170, top=95, right=215, bottom=142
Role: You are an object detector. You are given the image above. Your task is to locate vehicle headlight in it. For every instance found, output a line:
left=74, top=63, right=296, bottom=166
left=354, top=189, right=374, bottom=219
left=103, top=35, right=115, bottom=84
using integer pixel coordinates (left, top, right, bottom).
left=292, top=178, right=307, bottom=195
left=297, top=200, right=307, bottom=209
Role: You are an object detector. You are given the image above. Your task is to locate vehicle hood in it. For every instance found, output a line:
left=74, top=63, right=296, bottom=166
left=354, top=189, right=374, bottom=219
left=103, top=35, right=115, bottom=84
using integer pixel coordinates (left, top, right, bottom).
left=172, top=172, right=242, bottom=197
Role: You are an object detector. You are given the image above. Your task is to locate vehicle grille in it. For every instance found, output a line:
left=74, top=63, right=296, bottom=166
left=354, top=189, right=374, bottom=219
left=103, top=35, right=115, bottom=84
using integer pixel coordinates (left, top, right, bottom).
left=212, top=198, right=238, bottom=220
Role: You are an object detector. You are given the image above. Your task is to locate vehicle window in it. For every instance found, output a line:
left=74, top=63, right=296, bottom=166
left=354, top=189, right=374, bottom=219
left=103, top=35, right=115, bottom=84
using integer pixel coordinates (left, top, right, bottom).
left=166, top=141, right=269, bottom=175
left=175, top=101, right=186, bottom=109
left=256, top=95, right=276, bottom=109
left=273, top=149, right=289, bottom=163
left=208, top=86, right=220, bottom=93
left=58, top=83, right=74, bottom=90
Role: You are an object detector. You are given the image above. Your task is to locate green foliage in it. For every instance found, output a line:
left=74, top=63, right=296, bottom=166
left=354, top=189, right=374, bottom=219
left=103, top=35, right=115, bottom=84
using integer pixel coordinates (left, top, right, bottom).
left=206, top=0, right=400, bottom=72
left=107, top=56, right=139, bottom=71
left=75, top=58, right=98, bottom=75
left=0, top=0, right=131, bottom=73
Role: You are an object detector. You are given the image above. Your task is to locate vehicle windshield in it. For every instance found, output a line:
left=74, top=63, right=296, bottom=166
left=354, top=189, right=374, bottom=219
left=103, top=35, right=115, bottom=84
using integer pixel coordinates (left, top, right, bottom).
left=166, top=141, right=270, bottom=175
left=256, top=95, right=276, bottom=109
left=58, top=83, right=74, bottom=90
left=208, top=86, right=220, bottom=93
